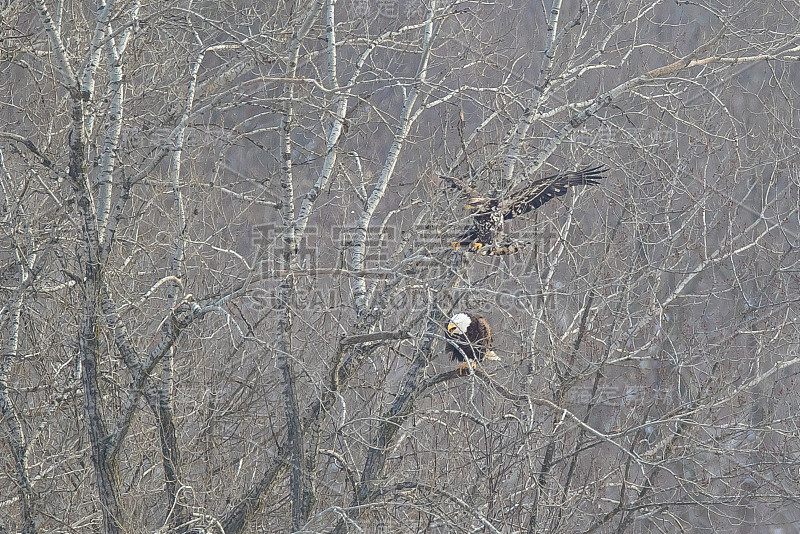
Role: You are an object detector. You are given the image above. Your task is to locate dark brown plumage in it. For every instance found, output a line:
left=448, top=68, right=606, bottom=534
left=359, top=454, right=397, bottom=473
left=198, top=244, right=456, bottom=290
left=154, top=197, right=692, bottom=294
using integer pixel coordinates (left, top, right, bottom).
left=445, top=313, right=498, bottom=372
left=449, top=165, right=607, bottom=252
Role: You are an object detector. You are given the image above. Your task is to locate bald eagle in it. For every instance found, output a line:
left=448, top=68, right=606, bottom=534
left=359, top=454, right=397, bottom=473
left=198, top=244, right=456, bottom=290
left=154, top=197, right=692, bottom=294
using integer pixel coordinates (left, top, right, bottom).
left=446, top=313, right=499, bottom=373
left=446, top=165, right=607, bottom=253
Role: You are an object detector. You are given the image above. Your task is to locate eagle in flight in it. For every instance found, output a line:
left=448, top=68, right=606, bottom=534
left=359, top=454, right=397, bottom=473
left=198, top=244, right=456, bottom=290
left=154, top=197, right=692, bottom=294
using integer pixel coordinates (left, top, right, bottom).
left=445, top=165, right=607, bottom=254
left=446, top=312, right=498, bottom=374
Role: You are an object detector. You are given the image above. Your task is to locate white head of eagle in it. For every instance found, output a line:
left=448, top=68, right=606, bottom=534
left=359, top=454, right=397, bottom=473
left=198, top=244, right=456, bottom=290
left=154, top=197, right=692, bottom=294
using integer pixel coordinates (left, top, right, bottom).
left=446, top=312, right=499, bottom=366
left=448, top=313, right=472, bottom=335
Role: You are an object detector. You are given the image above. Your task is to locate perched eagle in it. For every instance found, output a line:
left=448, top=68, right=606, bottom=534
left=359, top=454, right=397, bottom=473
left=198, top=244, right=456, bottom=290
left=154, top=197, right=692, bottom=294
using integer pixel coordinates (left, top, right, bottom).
left=445, top=312, right=499, bottom=373
left=446, top=165, right=607, bottom=253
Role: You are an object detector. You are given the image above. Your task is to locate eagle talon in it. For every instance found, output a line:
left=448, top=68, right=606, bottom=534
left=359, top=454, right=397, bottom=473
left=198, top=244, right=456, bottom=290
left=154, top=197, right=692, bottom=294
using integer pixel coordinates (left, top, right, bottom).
left=456, top=361, right=477, bottom=376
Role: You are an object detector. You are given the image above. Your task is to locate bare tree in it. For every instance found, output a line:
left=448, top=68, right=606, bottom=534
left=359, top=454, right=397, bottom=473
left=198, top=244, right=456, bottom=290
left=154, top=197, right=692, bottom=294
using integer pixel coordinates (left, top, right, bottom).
left=1, top=0, right=799, bottom=532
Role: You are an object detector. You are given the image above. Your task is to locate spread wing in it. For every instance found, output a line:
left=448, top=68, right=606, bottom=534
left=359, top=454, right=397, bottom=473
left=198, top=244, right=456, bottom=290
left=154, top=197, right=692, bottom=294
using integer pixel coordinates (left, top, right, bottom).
left=503, top=165, right=606, bottom=219
left=449, top=165, right=607, bottom=250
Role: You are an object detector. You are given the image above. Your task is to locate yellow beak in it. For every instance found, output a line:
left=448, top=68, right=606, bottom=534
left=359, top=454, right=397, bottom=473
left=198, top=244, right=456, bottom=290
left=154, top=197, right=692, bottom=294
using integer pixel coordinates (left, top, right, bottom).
left=464, top=204, right=474, bottom=210
left=447, top=322, right=458, bottom=334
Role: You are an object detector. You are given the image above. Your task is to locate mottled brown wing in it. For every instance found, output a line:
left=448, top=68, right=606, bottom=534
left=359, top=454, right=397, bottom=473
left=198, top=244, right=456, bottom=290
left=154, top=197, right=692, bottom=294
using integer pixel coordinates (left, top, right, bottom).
left=473, top=316, right=492, bottom=349
left=504, top=165, right=606, bottom=219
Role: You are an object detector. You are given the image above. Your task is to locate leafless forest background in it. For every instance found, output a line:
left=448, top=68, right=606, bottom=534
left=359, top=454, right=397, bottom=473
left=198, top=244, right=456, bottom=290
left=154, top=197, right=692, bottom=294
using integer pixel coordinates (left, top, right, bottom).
left=2, top=0, right=800, bottom=532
